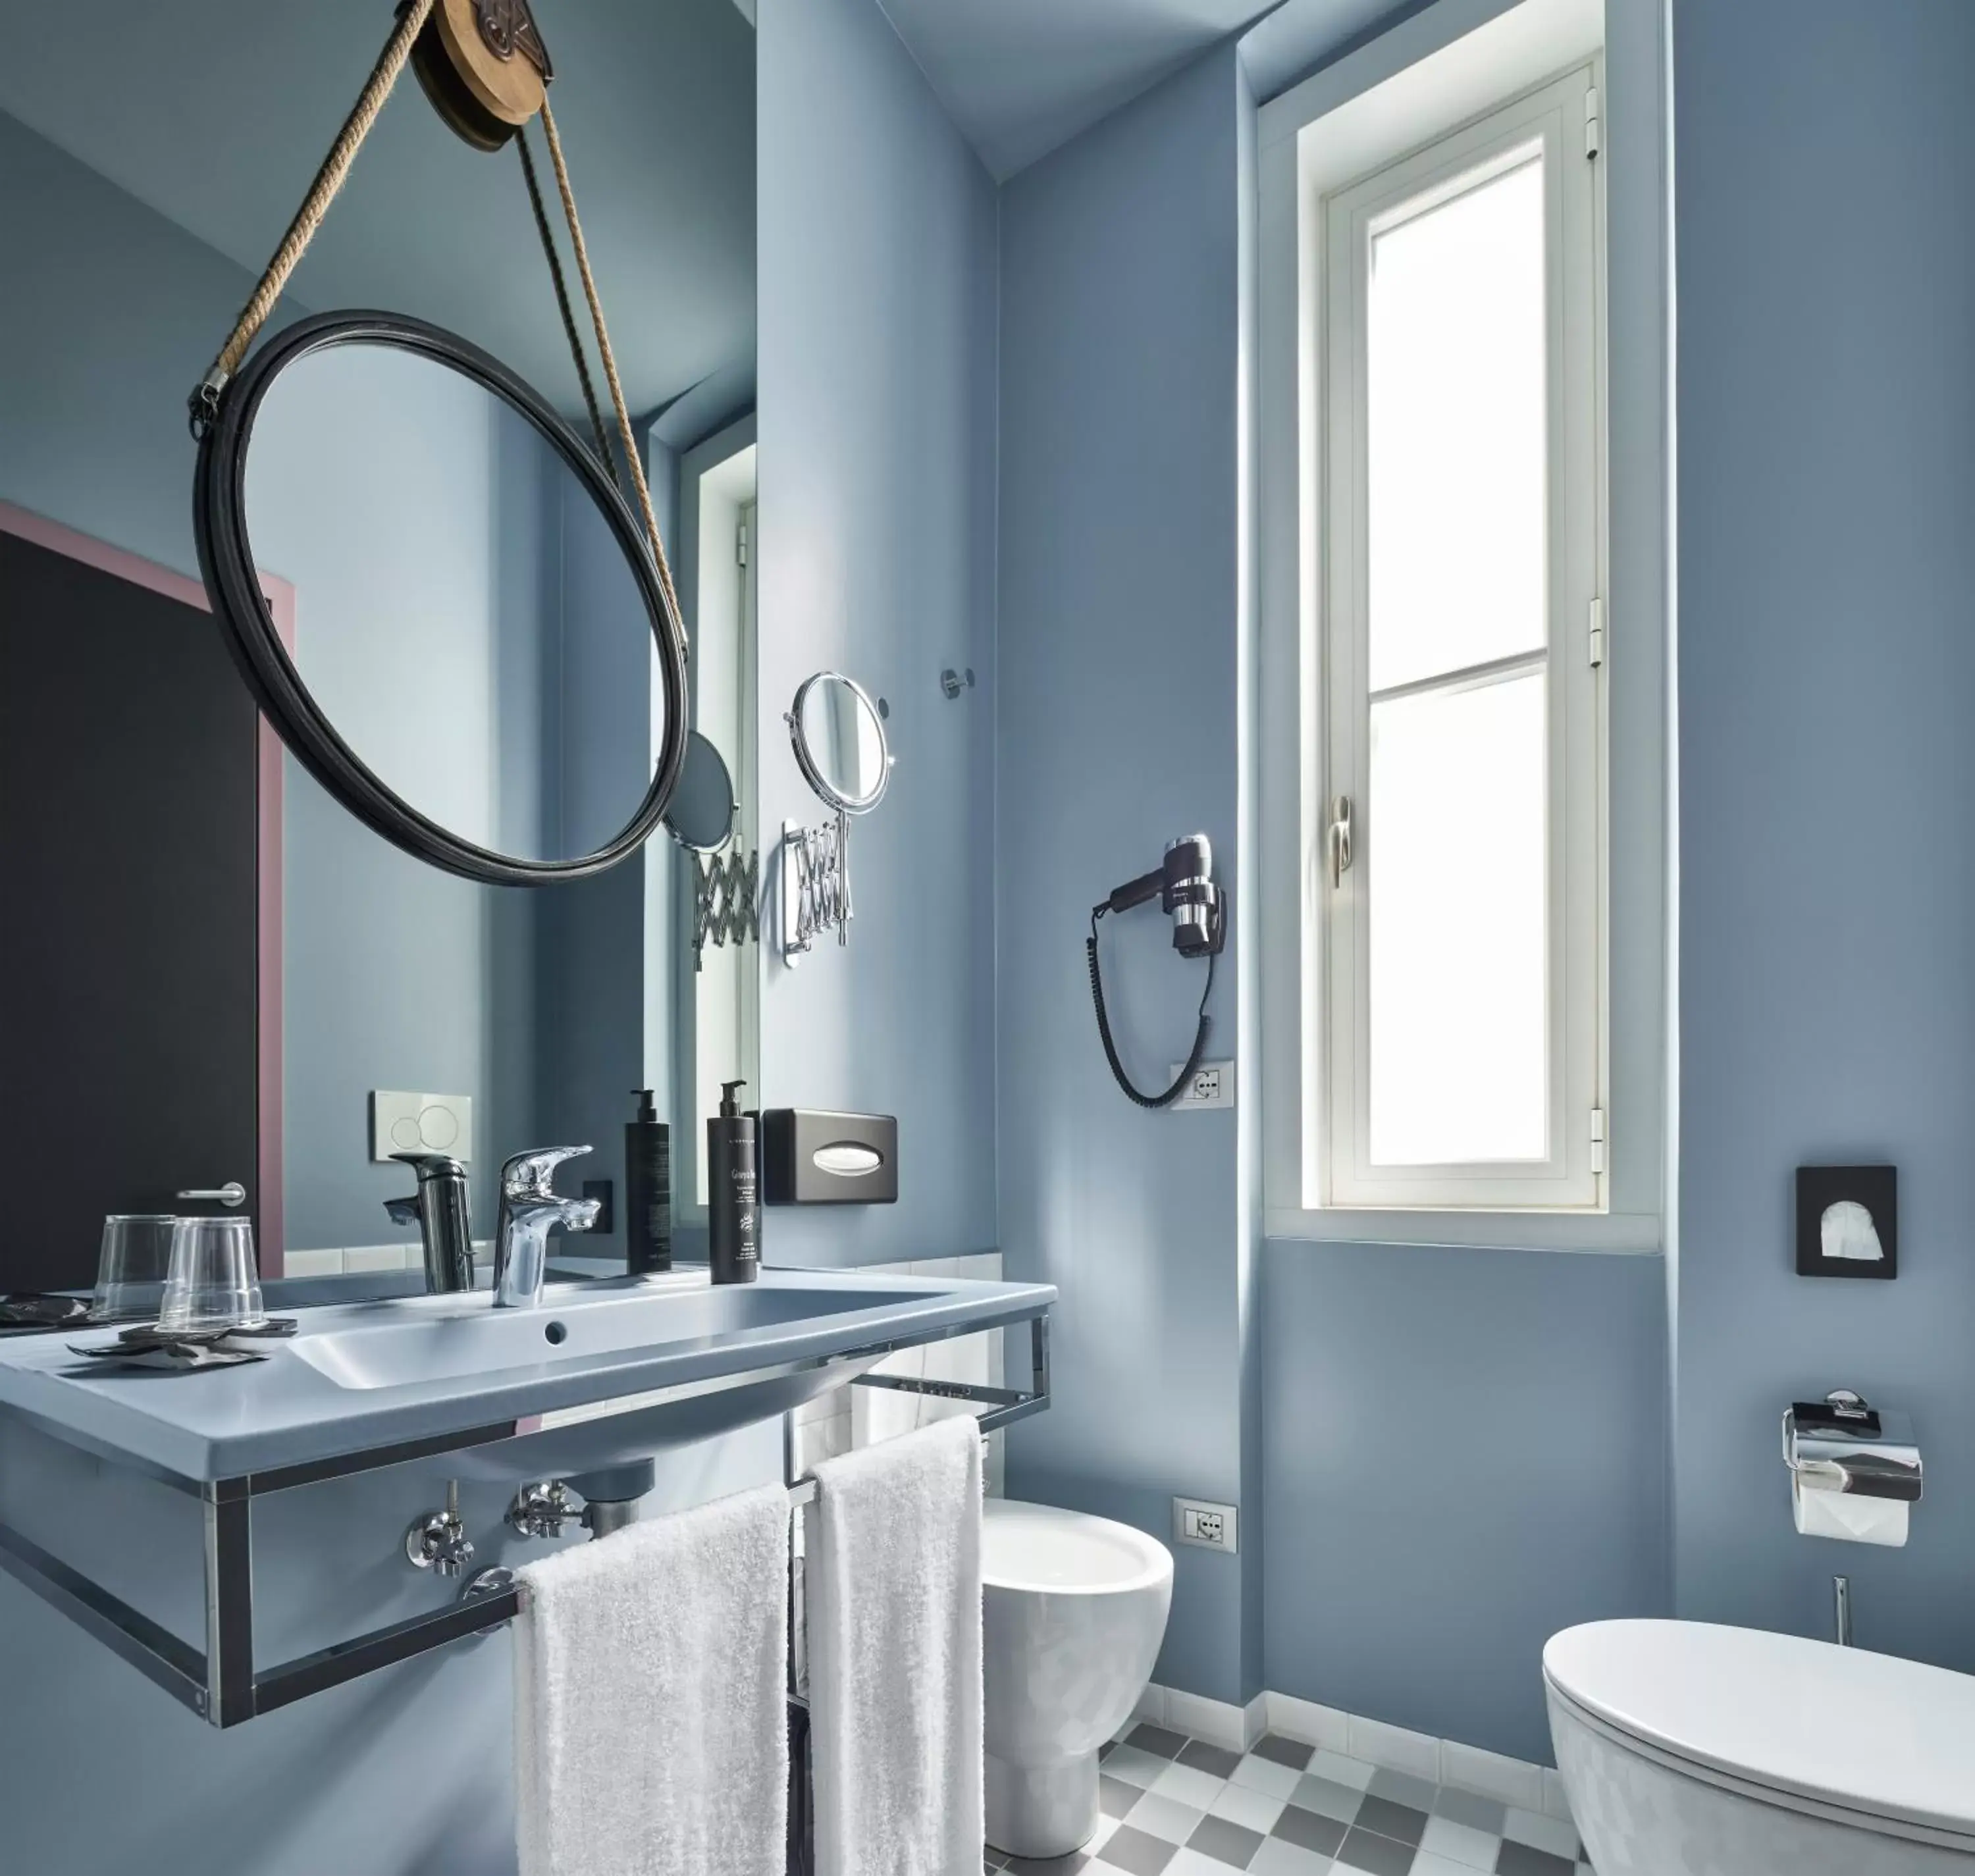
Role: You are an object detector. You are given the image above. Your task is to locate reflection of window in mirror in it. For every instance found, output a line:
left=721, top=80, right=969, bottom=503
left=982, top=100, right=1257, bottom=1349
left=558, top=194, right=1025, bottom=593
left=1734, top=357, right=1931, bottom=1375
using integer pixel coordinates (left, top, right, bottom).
left=672, top=417, right=760, bottom=1212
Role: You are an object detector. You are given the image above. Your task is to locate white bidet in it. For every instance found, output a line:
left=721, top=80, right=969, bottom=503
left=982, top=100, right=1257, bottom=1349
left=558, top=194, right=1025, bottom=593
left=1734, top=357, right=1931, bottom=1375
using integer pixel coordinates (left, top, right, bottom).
left=981, top=1500, right=1174, bottom=1860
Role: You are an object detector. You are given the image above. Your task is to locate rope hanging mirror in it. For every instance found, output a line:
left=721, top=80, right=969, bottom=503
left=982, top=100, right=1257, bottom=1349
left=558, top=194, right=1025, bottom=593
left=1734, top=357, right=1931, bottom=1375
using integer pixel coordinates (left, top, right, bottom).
left=189, top=0, right=691, bottom=887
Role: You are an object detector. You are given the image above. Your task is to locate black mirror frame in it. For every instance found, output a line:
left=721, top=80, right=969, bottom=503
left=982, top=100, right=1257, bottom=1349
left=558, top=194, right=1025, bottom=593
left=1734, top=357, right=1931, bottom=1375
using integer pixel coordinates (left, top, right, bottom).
left=194, top=309, right=690, bottom=888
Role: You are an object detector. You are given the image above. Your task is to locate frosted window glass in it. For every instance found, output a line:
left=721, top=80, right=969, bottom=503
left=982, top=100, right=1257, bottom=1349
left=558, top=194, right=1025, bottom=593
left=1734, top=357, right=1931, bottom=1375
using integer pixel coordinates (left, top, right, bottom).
left=1367, top=151, right=1547, bottom=694
left=1368, top=671, right=1547, bottom=1164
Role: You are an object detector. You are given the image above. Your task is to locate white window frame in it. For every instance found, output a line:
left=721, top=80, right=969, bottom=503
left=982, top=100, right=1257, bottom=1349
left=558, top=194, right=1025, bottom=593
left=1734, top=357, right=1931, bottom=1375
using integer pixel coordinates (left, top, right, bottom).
left=1322, top=65, right=1604, bottom=1211
left=1257, top=0, right=1670, bottom=1251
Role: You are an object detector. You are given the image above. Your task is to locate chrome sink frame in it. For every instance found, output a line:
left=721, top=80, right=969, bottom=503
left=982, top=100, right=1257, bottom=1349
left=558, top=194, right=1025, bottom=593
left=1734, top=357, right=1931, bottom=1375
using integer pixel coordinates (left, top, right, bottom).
left=0, top=1309, right=1049, bottom=1727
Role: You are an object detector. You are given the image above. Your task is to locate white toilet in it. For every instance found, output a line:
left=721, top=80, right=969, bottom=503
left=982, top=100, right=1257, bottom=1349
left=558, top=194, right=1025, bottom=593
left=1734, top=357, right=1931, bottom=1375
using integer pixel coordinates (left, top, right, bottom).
left=980, top=1499, right=1174, bottom=1859
left=1546, top=1620, right=1975, bottom=1875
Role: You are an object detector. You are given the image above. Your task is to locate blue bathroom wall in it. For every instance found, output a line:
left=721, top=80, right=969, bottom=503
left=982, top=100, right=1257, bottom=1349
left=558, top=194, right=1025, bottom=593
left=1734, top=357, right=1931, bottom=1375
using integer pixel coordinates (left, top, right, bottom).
left=753, top=0, right=1000, bottom=1266
left=1261, top=1244, right=1668, bottom=1762
left=995, top=46, right=1257, bottom=1705
left=0, top=104, right=786, bottom=1875
left=1251, top=0, right=1679, bottom=1765
left=995, top=0, right=1678, bottom=1744
left=1670, top=0, right=1975, bottom=1668
left=0, top=107, right=525, bottom=1876
left=0, top=107, right=265, bottom=575
left=246, top=352, right=563, bottom=1254
left=0, top=1407, right=779, bottom=1876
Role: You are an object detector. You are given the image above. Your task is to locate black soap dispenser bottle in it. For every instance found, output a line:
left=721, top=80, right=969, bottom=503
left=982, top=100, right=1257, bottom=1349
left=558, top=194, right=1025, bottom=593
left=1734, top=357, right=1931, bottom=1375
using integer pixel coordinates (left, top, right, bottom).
left=708, top=1080, right=758, bottom=1284
left=625, top=1089, right=672, bottom=1275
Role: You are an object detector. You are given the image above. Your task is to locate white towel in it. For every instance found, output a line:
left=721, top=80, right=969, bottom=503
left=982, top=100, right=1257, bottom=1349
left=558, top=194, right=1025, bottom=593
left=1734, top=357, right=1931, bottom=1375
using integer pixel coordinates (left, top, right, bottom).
left=515, top=1482, right=789, bottom=1876
left=807, top=1414, right=984, bottom=1876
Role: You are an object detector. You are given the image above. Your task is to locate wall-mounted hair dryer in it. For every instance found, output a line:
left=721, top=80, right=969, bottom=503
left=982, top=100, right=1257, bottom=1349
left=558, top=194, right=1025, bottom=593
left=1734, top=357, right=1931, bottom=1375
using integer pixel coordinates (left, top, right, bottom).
left=1088, top=833, right=1226, bottom=1107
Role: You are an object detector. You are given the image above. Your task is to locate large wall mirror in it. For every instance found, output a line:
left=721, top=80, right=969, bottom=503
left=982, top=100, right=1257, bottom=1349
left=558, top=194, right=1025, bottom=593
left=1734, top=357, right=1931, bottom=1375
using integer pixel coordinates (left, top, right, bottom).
left=0, top=0, right=758, bottom=1295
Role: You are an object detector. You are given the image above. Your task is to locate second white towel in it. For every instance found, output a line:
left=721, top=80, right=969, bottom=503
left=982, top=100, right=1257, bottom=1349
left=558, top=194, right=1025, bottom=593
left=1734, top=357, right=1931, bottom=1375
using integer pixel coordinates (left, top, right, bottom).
left=515, top=1482, right=789, bottom=1876
left=807, top=1414, right=985, bottom=1876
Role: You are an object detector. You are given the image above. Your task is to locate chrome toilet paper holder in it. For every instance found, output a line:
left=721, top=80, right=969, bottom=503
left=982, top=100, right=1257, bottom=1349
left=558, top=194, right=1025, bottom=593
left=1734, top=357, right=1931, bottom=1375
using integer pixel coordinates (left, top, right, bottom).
left=1783, top=1389, right=1922, bottom=1502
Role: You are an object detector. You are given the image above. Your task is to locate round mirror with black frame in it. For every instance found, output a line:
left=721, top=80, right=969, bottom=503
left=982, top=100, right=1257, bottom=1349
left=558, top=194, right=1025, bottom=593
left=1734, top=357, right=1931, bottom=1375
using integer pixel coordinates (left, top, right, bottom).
left=194, top=309, right=691, bottom=888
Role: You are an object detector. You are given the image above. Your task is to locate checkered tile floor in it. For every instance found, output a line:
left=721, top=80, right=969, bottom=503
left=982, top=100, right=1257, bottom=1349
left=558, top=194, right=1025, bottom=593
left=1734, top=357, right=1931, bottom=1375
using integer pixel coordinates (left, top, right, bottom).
left=984, top=1724, right=1595, bottom=1876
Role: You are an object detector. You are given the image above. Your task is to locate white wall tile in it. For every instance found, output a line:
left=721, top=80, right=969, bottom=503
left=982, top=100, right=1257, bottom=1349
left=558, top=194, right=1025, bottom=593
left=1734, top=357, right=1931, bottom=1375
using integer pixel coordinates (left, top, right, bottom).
left=1165, top=1687, right=1246, bottom=1752
left=923, top=1333, right=989, bottom=1387
left=947, top=1251, right=1003, bottom=1280
left=1347, top=1714, right=1441, bottom=1783
left=281, top=1248, right=344, bottom=1279
left=1440, top=1740, right=1545, bottom=1811
left=793, top=1384, right=848, bottom=1426
left=790, top=1411, right=851, bottom=1475
left=1264, top=1692, right=1352, bottom=1754
left=843, top=1253, right=1006, bottom=1449
left=343, top=1244, right=410, bottom=1274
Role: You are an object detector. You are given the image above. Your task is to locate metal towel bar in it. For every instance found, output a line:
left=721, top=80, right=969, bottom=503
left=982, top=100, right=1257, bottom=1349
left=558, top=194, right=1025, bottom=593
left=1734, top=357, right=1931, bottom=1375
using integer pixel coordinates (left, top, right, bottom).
left=0, top=1310, right=1049, bottom=1727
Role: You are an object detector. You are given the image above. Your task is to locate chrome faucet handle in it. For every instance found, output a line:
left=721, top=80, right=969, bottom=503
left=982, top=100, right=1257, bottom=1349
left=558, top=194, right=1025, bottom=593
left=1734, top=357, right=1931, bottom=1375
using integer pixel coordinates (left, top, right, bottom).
left=392, top=1151, right=468, bottom=1176
left=493, top=1147, right=597, bottom=1309
left=386, top=1153, right=477, bottom=1296
left=500, top=1145, right=592, bottom=1199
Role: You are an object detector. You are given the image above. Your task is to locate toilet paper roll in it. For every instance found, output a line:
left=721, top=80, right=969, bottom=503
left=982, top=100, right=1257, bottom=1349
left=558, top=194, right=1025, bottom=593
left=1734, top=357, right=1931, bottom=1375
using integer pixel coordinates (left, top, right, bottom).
left=1793, top=1480, right=1908, bottom=1547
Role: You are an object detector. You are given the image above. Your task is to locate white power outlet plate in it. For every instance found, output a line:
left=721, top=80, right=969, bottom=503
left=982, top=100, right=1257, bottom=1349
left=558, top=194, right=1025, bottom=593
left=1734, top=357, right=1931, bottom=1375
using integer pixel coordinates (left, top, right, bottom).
left=1169, top=1059, right=1235, bottom=1110
left=1172, top=1496, right=1238, bottom=1553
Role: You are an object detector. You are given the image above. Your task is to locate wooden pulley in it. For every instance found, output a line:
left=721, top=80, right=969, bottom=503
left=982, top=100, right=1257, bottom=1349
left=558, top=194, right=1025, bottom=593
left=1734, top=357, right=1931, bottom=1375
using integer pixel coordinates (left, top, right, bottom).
left=409, top=0, right=553, bottom=151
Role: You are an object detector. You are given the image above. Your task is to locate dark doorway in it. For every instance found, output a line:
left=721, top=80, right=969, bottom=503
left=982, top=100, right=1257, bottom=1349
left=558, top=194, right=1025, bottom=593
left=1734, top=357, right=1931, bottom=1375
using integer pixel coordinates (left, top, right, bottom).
left=1, top=514, right=266, bottom=1293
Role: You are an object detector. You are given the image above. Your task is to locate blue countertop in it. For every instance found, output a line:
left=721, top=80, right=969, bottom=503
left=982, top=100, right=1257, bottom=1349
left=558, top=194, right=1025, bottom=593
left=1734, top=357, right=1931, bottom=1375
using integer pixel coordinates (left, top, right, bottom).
left=0, top=1266, right=1053, bottom=1485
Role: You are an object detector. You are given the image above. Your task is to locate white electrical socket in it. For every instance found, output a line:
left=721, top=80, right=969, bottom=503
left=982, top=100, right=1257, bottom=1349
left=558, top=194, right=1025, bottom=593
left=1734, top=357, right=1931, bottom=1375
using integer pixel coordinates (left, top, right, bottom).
left=1172, top=1496, right=1238, bottom=1553
left=1169, top=1059, right=1235, bottom=1110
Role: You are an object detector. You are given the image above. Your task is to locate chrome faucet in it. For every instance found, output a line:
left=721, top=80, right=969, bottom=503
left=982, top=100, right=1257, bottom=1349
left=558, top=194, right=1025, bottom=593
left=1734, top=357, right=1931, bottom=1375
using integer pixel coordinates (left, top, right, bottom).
left=493, top=1147, right=600, bottom=1309
left=384, top=1153, right=477, bottom=1294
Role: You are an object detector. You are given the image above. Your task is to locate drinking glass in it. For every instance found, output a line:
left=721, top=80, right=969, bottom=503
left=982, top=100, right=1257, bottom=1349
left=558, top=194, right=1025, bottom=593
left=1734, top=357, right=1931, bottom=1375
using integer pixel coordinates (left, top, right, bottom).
left=92, top=1215, right=178, bottom=1322
left=158, top=1216, right=265, bottom=1333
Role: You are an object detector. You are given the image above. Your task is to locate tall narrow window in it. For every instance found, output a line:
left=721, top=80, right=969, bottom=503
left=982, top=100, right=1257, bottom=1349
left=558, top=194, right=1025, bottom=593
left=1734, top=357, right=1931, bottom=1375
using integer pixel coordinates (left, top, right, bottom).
left=1320, top=65, right=1603, bottom=1209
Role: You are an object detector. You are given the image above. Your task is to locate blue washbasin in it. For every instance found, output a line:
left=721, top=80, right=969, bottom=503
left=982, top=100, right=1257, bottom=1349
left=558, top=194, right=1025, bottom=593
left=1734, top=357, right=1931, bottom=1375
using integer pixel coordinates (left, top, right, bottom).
left=287, top=1272, right=917, bottom=1391
left=0, top=1265, right=1054, bottom=1485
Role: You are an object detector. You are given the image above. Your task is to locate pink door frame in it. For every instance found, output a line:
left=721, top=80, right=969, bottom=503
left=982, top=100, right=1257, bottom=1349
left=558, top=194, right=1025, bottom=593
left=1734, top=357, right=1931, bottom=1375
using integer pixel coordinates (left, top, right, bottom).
left=0, top=500, right=291, bottom=1275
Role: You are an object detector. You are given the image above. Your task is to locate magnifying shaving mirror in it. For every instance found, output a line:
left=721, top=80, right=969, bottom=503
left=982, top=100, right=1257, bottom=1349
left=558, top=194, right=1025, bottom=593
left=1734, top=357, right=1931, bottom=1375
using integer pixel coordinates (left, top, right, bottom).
left=787, top=671, right=892, bottom=814
left=781, top=672, right=893, bottom=960
left=194, top=310, right=691, bottom=888
left=665, top=731, right=738, bottom=852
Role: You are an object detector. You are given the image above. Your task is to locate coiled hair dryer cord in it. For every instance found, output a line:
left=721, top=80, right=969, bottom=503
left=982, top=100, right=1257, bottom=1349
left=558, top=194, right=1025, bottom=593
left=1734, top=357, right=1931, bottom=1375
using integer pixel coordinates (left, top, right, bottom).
left=1087, top=905, right=1215, bottom=1108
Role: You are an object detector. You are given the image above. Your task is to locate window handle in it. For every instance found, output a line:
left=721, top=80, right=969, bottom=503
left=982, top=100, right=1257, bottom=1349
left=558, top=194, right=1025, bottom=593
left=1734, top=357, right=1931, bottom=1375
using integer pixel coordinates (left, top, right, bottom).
left=1328, top=795, right=1354, bottom=889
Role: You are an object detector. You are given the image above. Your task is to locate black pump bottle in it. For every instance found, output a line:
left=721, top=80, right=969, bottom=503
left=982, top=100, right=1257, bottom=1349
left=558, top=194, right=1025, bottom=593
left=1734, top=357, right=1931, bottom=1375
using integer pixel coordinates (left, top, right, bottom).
left=708, top=1080, right=758, bottom=1284
left=625, top=1089, right=672, bottom=1274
